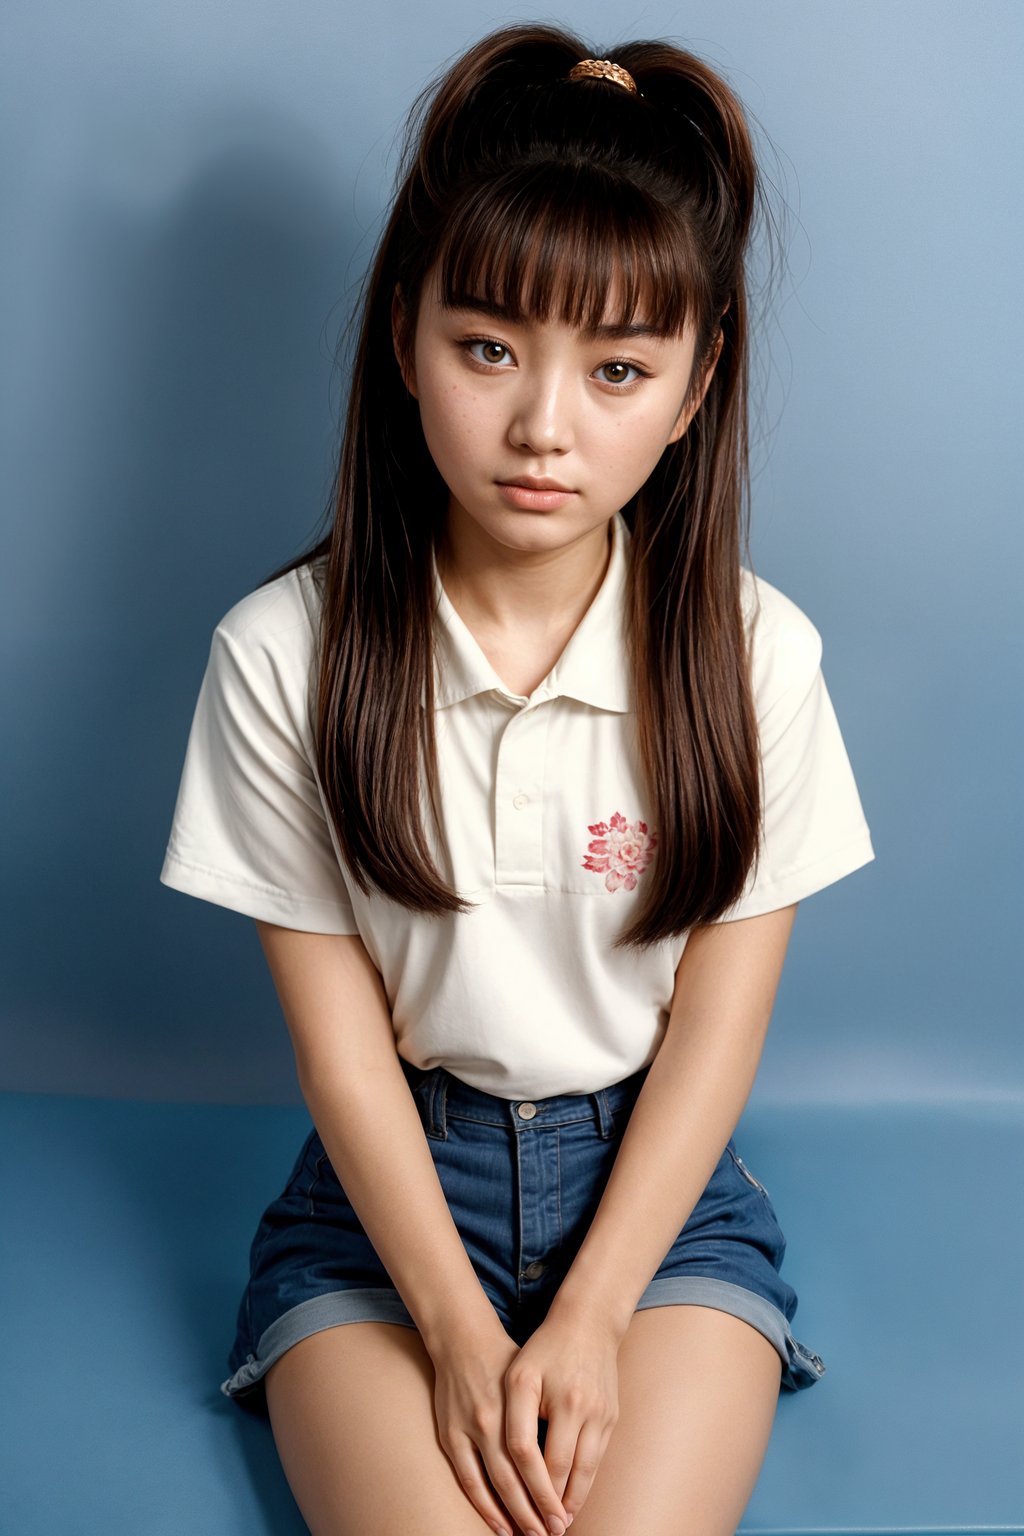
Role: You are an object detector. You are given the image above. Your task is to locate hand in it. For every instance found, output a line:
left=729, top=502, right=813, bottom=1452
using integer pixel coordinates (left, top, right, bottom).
left=504, top=1308, right=621, bottom=1526
left=428, top=1314, right=572, bottom=1536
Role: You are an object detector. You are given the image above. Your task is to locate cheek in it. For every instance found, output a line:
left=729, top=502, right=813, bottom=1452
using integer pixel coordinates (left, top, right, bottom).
left=589, top=409, right=679, bottom=482
left=418, top=381, right=483, bottom=474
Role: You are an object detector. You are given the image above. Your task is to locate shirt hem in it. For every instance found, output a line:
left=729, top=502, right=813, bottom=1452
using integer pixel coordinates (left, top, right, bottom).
left=159, top=851, right=361, bottom=934
left=712, top=828, right=876, bottom=922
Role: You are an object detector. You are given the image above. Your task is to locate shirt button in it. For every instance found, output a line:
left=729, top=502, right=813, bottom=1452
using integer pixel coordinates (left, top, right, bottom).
left=523, top=1261, right=547, bottom=1279
left=517, top=1102, right=538, bottom=1119
left=512, top=792, right=528, bottom=809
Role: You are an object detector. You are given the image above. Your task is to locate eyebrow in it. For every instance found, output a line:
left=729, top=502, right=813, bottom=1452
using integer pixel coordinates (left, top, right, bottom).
left=445, top=298, right=670, bottom=342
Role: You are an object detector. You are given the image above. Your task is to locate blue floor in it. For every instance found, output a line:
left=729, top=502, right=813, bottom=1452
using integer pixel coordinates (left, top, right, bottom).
left=3, top=1092, right=1022, bottom=1534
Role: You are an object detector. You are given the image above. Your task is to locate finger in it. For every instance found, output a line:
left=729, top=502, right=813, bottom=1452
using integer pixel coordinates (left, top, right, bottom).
left=481, top=1444, right=565, bottom=1536
left=559, top=1416, right=612, bottom=1521
left=505, top=1388, right=569, bottom=1532
left=539, top=1411, right=583, bottom=1506
left=445, top=1433, right=520, bottom=1536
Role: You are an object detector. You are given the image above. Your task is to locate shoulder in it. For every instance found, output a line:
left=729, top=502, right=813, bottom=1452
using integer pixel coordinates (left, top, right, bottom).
left=739, top=567, right=823, bottom=707
left=205, top=559, right=325, bottom=732
left=215, top=558, right=323, bottom=658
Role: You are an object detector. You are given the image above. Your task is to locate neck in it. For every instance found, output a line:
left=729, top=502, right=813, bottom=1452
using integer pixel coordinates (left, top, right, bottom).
left=435, top=511, right=614, bottom=639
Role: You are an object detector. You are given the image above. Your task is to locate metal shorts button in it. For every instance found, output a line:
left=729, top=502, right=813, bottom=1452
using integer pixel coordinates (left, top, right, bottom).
left=517, top=1102, right=538, bottom=1119
left=523, top=1261, right=547, bottom=1279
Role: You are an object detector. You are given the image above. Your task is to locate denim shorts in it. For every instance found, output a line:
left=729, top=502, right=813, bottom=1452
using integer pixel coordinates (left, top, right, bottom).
left=221, top=1058, right=826, bottom=1411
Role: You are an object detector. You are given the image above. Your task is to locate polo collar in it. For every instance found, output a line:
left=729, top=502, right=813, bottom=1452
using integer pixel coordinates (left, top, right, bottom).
left=423, top=511, right=633, bottom=714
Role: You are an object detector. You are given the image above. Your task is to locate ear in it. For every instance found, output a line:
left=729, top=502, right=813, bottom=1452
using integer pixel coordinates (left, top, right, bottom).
left=391, top=285, right=418, bottom=398
left=666, top=326, right=725, bottom=445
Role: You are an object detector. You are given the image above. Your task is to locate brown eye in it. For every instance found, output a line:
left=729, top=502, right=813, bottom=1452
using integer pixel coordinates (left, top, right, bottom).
left=465, top=339, right=511, bottom=365
left=598, top=359, right=646, bottom=386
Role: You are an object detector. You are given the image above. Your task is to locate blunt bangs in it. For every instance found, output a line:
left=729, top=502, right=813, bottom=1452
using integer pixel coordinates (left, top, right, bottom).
left=433, top=165, right=709, bottom=339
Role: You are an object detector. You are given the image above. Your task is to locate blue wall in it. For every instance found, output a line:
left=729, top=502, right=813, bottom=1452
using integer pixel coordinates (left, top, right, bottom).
left=3, top=1, right=1020, bottom=1103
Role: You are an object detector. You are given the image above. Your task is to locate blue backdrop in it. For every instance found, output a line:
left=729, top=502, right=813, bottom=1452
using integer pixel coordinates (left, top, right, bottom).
left=3, top=1, right=1020, bottom=1104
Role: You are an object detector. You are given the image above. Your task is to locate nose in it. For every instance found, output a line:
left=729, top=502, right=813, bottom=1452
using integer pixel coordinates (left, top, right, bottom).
left=507, top=369, right=575, bottom=455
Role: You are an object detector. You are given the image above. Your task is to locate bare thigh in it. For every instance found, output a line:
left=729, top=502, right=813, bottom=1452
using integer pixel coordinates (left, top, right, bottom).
left=552, top=1305, right=783, bottom=1536
left=264, top=1320, right=494, bottom=1536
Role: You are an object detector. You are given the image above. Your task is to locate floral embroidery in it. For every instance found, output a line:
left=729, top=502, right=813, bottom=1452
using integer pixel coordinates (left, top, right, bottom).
left=581, top=810, right=657, bottom=892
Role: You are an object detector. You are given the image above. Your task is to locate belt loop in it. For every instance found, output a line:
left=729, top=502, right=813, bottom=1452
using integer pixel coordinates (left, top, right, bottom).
left=426, top=1068, right=449, bottom=1140
left=592, top=1087, right=616, bottom=1139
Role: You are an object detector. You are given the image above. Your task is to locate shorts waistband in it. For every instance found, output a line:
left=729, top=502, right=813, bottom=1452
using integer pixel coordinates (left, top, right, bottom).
left=398, top=1057, right=651, bottom=1141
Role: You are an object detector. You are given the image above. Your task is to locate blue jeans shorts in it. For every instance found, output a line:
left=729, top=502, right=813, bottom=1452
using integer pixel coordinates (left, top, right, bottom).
left=221, top=1058, right=826, bottom=1412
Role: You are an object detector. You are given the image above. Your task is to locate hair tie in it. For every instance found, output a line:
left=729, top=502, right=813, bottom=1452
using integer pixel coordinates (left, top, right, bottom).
left=567, top=58, right=639, bottom=96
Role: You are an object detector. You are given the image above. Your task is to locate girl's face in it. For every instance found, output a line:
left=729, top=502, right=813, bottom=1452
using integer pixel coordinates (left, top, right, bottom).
left=396, top=266, right=720, bottom=561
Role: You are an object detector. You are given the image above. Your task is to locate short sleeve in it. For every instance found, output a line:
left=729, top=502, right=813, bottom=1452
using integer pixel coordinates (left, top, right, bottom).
left=159, top=586, right=361, bottom=935
left=713, top=578, right=876, bottom=922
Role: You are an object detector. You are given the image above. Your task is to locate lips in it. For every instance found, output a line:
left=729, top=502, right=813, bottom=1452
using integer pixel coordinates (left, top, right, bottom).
left=495, top=479, right=577, bottom=511
left=498, top=476, right=574, bottom=492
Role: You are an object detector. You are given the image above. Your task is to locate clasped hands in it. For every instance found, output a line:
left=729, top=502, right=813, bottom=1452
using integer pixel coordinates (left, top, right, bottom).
left=430, top=1303, right=624, bottom=1536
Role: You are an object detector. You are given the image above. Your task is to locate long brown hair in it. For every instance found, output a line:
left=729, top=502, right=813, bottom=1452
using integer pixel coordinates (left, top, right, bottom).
left=259, top=23, right=778, bottom=951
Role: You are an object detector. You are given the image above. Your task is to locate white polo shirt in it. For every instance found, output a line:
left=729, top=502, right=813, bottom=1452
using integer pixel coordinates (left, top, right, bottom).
left=159, top=511, right=875, bottom=1099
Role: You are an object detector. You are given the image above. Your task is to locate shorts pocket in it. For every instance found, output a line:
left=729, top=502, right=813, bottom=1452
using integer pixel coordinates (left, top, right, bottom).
left=271, top=1127, right=333, bottom=1217
left=296, top=1133, right=366, bottom=1220
left=726, top=1144, right=775, bottom=1207
left=301, top=1146, right=323, bottom=1215
left=275, top=1127, right=320, bottom=1203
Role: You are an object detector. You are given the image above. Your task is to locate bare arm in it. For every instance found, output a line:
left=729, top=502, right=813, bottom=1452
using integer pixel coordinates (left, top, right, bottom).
left=253, top=918, right=497, bottom=1355
left=546, top=902, right=799, bottom=1339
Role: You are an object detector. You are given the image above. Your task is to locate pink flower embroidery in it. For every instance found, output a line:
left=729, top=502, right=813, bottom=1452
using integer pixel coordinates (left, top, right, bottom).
left=581, top=810, right=657, bottom=892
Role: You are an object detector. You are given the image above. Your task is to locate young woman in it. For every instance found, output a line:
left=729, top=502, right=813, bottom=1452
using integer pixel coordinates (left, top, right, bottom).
left=160, top=24, right=875, bottom=1536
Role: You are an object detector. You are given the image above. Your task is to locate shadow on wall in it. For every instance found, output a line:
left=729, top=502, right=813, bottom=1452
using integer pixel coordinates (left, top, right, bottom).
left=6, top=117, right=370, bottom=1101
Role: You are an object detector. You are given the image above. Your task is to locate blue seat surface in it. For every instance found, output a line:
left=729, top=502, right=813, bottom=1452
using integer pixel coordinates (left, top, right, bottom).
left=3, top=1091, right=1022, bottom=1535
